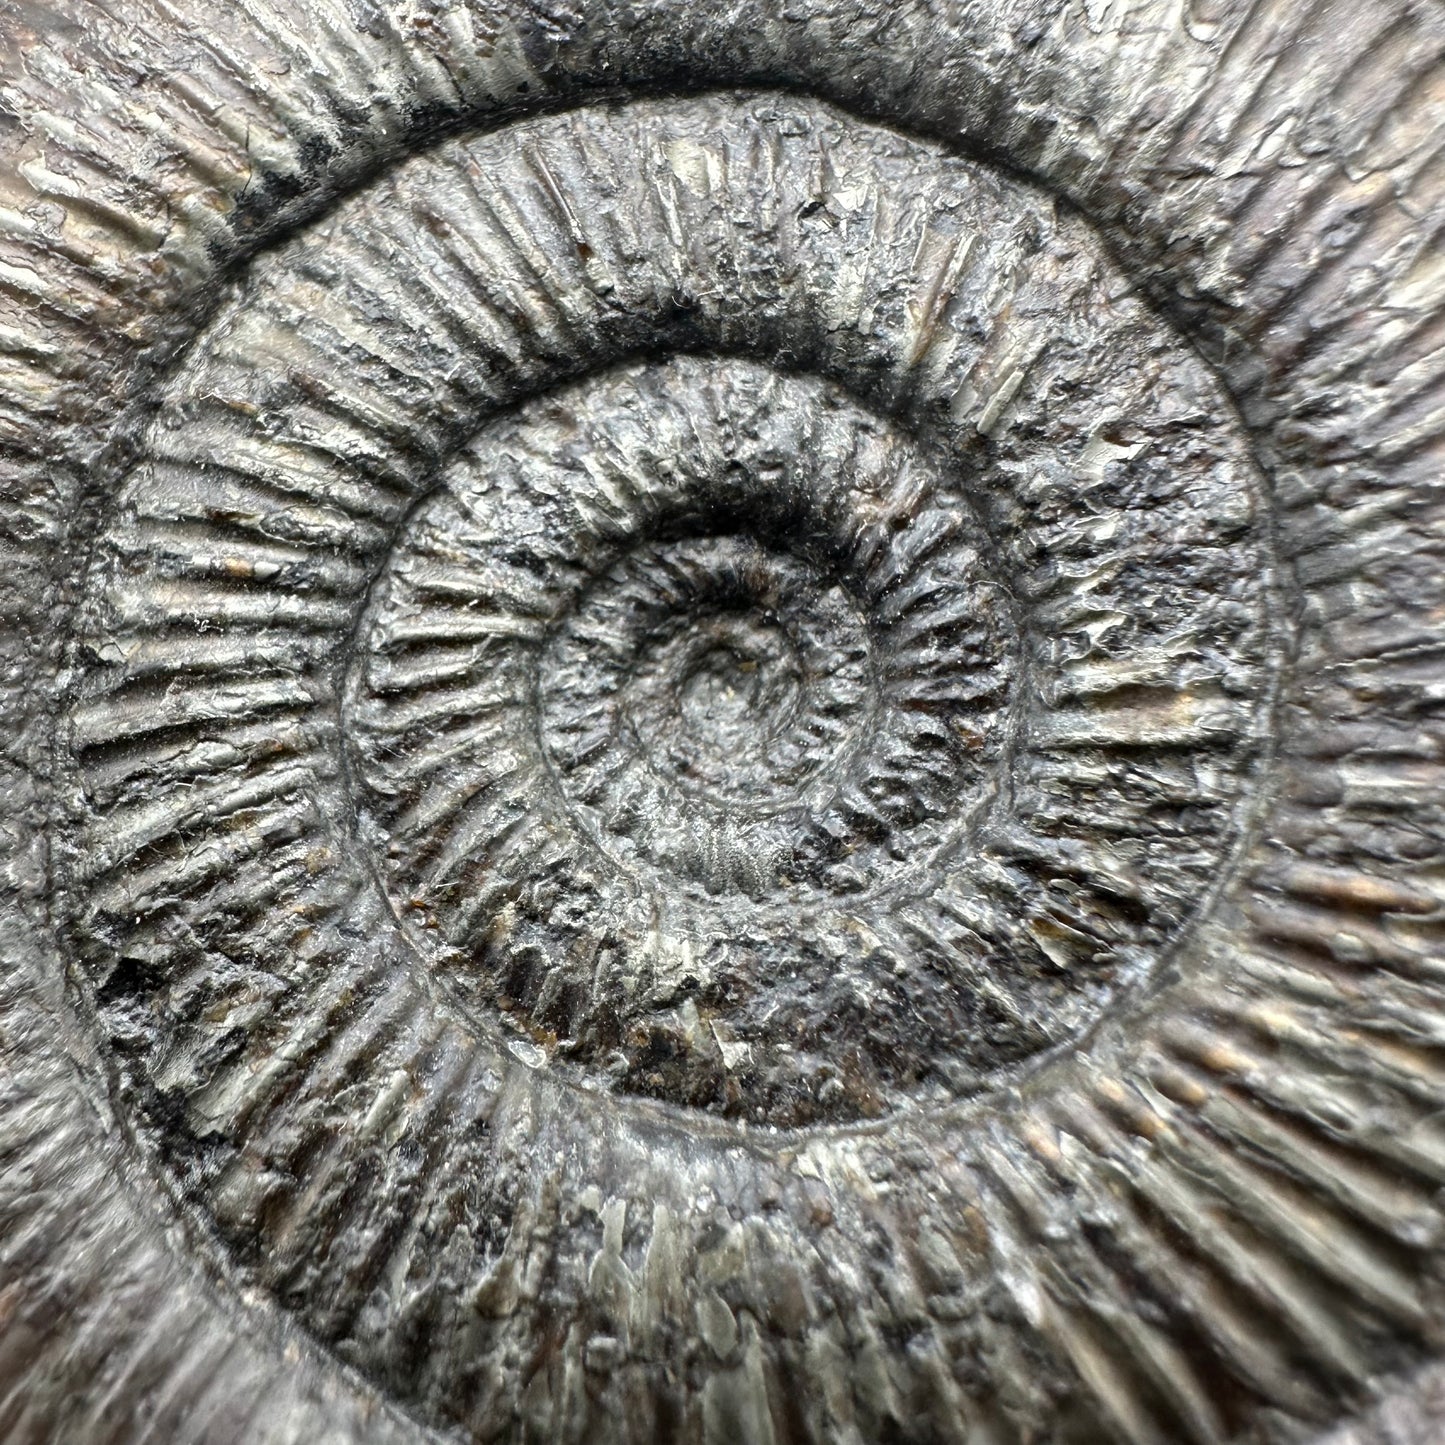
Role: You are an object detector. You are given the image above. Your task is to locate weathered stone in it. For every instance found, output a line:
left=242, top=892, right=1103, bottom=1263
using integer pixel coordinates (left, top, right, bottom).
left=2, top=1, right=1445, bottom=1442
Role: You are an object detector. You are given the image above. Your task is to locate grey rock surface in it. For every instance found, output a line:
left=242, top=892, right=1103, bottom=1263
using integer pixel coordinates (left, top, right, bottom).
left=1, top=1, right=1444, bottom=1442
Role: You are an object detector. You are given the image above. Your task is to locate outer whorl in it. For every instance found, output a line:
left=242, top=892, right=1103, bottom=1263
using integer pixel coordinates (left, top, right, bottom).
left=2, top=4, right=1444, bottom=1445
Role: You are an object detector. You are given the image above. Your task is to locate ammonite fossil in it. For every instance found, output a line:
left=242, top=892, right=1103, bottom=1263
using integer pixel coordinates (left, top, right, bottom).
left=3, top=2, right=1445, bottom=1442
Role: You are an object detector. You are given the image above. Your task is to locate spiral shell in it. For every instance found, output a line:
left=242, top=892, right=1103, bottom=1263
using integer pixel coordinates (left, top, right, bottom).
left=4, top=4, right=1445, bottom=1444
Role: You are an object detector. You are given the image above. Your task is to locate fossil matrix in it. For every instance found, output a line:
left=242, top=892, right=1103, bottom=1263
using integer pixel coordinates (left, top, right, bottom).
left=2, top=3, right=1445, bottom=1444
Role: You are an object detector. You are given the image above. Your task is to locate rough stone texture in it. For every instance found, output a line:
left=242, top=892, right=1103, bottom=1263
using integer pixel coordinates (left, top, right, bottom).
left=2, top=1, right=1445, bottom=1443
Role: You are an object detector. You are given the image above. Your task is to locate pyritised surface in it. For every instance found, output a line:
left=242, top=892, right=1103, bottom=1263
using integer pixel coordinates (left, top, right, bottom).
left=3, top=3, right=1445, bottom=1444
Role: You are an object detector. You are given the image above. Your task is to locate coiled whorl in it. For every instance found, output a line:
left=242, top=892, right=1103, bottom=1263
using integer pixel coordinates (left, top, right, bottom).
left=3, top=6, right=1444, bottom=1445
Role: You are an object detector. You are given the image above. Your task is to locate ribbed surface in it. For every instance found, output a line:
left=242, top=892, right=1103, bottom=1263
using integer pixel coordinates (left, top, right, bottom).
left=0, top=1, right=1442, bottom=1442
